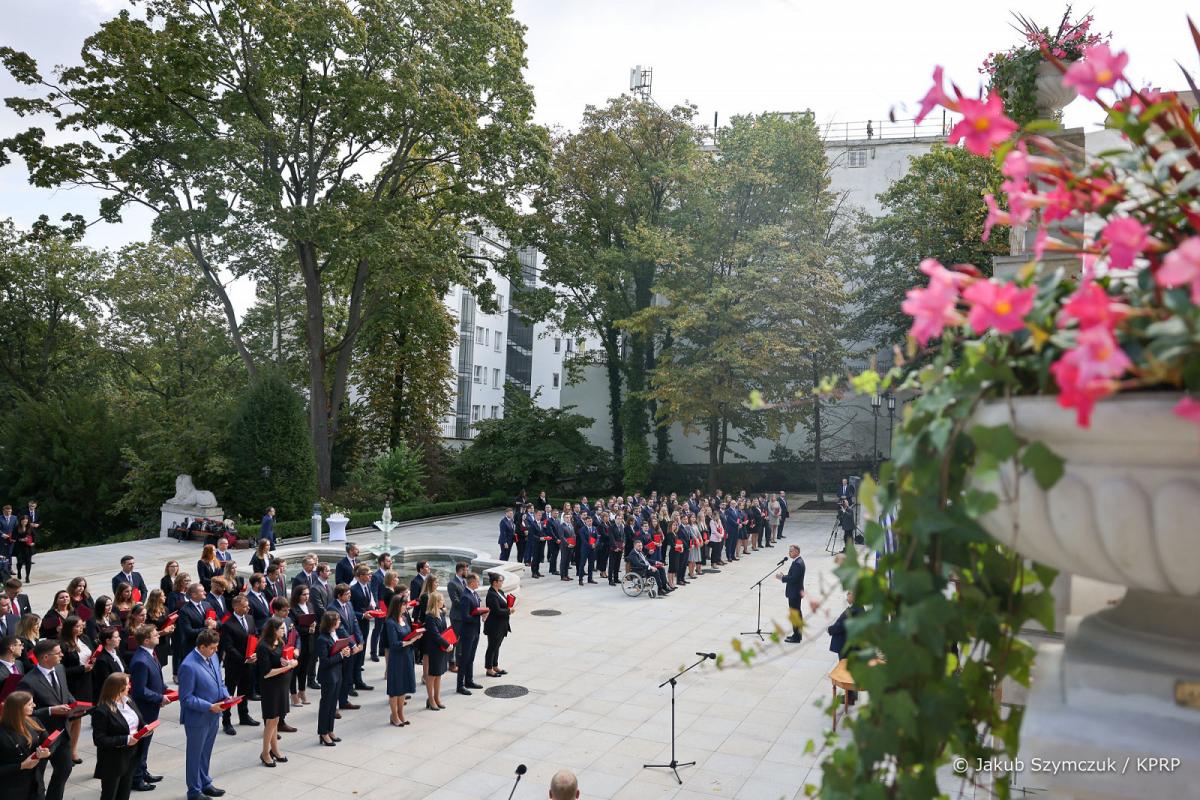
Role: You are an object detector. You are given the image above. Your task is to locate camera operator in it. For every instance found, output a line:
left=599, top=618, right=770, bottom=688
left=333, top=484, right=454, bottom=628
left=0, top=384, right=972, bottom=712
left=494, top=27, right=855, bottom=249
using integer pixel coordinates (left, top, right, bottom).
left=837, top=499, right=856, bottom=554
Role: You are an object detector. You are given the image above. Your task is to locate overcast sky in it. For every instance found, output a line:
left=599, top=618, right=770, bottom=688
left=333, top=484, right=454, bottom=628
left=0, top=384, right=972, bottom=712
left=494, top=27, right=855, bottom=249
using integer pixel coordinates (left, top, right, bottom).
left=0, top=0, right=1196, bottom=310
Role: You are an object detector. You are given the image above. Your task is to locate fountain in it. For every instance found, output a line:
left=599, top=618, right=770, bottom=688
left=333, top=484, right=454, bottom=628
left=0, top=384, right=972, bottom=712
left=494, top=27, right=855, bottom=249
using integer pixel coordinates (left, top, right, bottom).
left=368, top=497, right=402, bottom=560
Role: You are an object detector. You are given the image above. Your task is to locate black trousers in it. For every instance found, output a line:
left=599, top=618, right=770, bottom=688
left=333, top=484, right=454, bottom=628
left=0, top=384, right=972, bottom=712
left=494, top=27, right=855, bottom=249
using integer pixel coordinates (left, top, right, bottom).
left=339, top=651, right=354, bottom=705
left=484, top=632, right=505, bottom=669
left=457, top=628, right=479, bottom=688
left=353, top=619, right=369, bottom=684
left=224, top=663, right=254, bottom=722
left=499, top=542, right=512, bottom=561
left=559, top=547, right=574, bottom=578
left=547, top=541, right=559, bottom=572
left=709, top=541, right=723, bottom=564
left=576, top=550, right=594, bottom=583
left=13, top=545, right=32, bottom=580
left=99, top=768, right=135, bottom=800
left=788, top=599, right=804, bottom=637
left=43, top=730, right=74, bottom=800
left=318, top=669, right=340, bottom=735
left=607, top=551, right=623, bottom=584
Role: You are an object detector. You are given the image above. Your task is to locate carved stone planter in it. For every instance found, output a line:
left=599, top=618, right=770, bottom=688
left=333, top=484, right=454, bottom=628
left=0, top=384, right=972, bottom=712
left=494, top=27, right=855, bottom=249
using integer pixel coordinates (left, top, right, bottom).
left=1034, top=60, right=1077, bottom=121
left=972, top=394, right=1200, bottom=798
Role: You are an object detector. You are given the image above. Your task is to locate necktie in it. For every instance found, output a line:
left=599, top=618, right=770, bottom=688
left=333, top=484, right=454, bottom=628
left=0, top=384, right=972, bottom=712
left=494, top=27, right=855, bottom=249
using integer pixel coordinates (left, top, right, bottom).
left=48, top=669, right=60, bottom=697
left=240, top=615, right=248, bottom=632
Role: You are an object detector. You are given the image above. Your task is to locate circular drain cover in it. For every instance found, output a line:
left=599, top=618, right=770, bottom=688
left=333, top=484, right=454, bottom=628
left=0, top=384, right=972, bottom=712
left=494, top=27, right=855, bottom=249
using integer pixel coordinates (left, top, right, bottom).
left=484, top=684, right=529, bottom=699
left=530, top=609, right=561, bottom=616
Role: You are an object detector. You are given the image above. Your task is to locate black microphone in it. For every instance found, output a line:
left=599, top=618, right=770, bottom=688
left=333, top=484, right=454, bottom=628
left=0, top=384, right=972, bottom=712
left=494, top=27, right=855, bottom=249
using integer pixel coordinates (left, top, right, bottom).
left=776, top=557, right=787, bottom=566
left=507, top=764, right=527, bottom=800
left=696, top=652, right=716, bottom=659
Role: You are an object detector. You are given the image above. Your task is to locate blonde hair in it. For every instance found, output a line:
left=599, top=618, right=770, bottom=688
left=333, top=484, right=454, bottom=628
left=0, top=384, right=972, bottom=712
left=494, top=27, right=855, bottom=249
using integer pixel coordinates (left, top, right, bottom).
left=425, top=592, right=445, bottom=616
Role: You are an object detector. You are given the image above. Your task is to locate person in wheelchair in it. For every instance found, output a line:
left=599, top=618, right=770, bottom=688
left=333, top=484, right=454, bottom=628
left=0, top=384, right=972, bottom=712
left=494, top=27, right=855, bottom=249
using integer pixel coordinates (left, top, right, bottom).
left=627, top=540, right=672, bottom=596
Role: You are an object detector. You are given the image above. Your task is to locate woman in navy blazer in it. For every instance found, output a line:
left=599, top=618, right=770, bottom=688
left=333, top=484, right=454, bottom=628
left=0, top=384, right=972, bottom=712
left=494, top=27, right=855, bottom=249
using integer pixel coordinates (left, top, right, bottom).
left=92, top=672, right=144, bottom=800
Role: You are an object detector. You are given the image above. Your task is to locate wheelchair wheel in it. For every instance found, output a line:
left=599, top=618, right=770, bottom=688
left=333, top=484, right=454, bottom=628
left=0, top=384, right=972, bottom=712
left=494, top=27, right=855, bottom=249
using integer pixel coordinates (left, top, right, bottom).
left=621, top=573, right=643, bottom=597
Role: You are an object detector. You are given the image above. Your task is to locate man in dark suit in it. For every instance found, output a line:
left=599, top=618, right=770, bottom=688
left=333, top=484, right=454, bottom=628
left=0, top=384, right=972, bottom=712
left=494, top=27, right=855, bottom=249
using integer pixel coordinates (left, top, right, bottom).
left=828, top=591, right=865, bottom=703
left=129, top=625, right=167, bottom=789
left=218, top=595, right=259, bottom=733
left=0, top=634, right=23, bottom=680
left=776, top=490, right=789, bottom=539
left=245, top=575, right=272, bottom=633
left=0, top=504, right=17, bottom=558
left=3, top=578, right=31, bottom=617
left=837, top=478, right=855, bottom=504
left=112, top=554, right=150, bottom=597
left=368, top=554, right=392, bottom=661
left=628, top=540, right=670, bottom=595
left=525, top=509, right=545, bottom=578
left=577, top=514, right=597, bottom=585
left=329, top=584, right=362, bottom=710
left=263, top=563, right=287, bottom=600
left=348, top=567, right=377, bottom=691
left=447, top=562, right=468, bottom=670
left=0, top=595, right=19, bottom=637
left=178, top=583, right=219, bottom=651
left=777, top=544, right=806, bottom=643
left=544, top=507, right=560, bottom=575
left=409, top=561, right=430, bottom=603
left=497, top=509, right=516, bottom=562
left=18, top=639, right=75, bottom=800
left=259, top=507, right=276, bottom=550
left=290, top=556, right=317, bottom=590
left=455, top=573, right=485, bottom=695
left=335, top=543, right=359, bottom=586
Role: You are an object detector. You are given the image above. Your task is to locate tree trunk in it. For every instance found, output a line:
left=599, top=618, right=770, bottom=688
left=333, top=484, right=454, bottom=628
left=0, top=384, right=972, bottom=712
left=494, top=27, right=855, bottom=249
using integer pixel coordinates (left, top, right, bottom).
left=388, top=325, right=410, bottom=450
left=706, top=414, right=720, bottom=492
left=603, top=322, right=624, bottom=467
left=650, top=328, right=671, bottom=463
left=297, top=242, right=332, bottom=496
left=812, top=356, right=824, bottom=505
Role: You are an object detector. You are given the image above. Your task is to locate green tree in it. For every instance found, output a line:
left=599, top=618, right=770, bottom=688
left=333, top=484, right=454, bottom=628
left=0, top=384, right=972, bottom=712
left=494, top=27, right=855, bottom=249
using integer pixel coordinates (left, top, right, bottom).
left=855, top=144, right=1007, bottom=349
left=227, top=370, right=316, bottom=520
left=350, top=441, right=427, bottom=506
left=453, top=385, right=611, bottom=495
left=530, top=96, right=700, bottom=487
left=1, top=0, right=548, bottom=496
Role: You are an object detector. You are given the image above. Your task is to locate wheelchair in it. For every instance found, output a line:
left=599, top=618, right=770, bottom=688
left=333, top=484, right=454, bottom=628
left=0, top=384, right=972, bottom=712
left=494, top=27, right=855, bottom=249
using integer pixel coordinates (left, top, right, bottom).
left=621, top=570, right=658, bottom=598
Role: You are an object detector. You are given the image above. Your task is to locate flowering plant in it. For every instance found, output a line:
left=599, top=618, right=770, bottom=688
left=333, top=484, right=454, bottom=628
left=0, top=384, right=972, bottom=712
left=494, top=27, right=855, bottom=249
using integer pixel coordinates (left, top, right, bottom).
left=980, top=7, right=1108, bottom=124
left=816, top=20, right=1200, bottom=800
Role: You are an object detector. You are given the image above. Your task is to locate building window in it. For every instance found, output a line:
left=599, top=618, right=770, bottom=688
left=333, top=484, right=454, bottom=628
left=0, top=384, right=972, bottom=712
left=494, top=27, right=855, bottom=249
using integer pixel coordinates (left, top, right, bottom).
left=491, top=405, right=499, bottom=418
left=552, top=372, right=560, bottom=388
left=473, top=365, right=483, bottom=384
left=554, top=337, right=561, bottom=353
left=566, top=338, right=573, bottom=353
left=846, top=149, right=869, bottom=168
left=471, top=405, right=480, bottom=422
left=492, top=368, right=500, bottom=388
left=494, top=331, right=502, bottom=352
left=475, top=325, right=485, bottom=343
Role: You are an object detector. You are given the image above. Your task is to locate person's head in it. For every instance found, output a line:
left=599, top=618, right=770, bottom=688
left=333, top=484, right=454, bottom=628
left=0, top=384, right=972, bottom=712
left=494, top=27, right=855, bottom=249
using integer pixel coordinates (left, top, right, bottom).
left=489, top=573, right=503, bottom=590
left=195, top=629, right=220, bottom=657
left=99, top=672, right=130, bottom=707
left=270, top=597, right=290, bottom=617
left=425, top=592, right=444, bottom=616
left=505, top=508, right=513, bottom=518
left=0, top=505, right=8, bottom=515
left=52, top=590, right=70, bottom=611
left=455, top=561, right=468, bottom=577
left=422, top=575, right=438, bottom=595
left=33, top=638, right=63, bottom=668
left=1, top=691, right=41, bottom=741
left=232, top=594, right=249, bottom=616
left=2, top=578, right=19, bottom=597
left=347, top=543, right=359, bottom=558
left=188, top=582, right=207, bottom=602
left=417, top=560, right=430, bottom=576
left=633, top=539, right=644, bottom=551
left=26, top=501, right=36, bottom=511
left=216, top=537, right=228, bottom=551
left=210, top=576, right=227, bottom=596
left=334, top=584, right=351, bottom=604
left=265, top=563, right=280, bottom=580
left=290, top=584, right=310, bottom=609
left=384, top=570, right=399, bottom=589
left=319, top=610, right=341, bottom=635
left=256, top=539, right=271, bottom=557
left=15, top=518, right=28, bottom=533
left=262, top=617, right=285, bottom=647
left=60, top=615, right=84, bottom=647
left=789, top=544, right=800, bottom=558
left=16, top=614, right=39, bottom=641
left=114, top=583, right=134, bottom=605
left=379, top=553, right=392, bottom=569
left=0, top=597, right=9, bottom=617
left=145, top=588, right=166, bottom=617
left=126, top=604, right=147, bottom=628
left=201, top=544, right=216, bottom=563
left=99, top=626, right=121, bottom=651
left=466, top=572, right=480, bottom=590
left=354, top=564, right=371, bottom=582
left=135, top=624, right=159, bottom=650
left=250, top=573, right=266, bottom=592
left=267, top=507, right=275, bottom=518
left=549, top=769, right=579, bottom=800
left=172, top=574, right=191, bottom=594
left=842, top=477, right=849, bottom=486
left=316, top=563, right=331, bottom=580
left=387, top=593, right=407, bottom=621
left=223, top=561, right=238, bottom=579
left=302, top=556, right=316, bottom=574
left=67, top=577, right=89, bottom=600
left=0, top=634, right=20, bottom=661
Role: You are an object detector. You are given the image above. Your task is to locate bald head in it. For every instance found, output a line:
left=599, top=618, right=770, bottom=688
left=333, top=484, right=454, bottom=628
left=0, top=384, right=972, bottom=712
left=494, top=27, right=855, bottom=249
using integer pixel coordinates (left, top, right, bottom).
left=549, top=769, right=579, bottom=800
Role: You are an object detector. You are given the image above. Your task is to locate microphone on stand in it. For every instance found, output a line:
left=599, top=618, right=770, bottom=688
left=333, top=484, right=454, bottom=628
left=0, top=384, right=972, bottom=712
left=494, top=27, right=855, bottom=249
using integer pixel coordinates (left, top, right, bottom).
left=776, top=557, right=787, bottom=566
left=695, top=652, right=716, bottom=660
left=506, top=764, right=527, bottom=800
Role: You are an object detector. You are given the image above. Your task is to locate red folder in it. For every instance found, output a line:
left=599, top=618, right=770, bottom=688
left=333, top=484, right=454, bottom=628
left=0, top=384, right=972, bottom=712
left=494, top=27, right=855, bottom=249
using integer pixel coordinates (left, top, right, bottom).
left=220, top=613, right=231, bottom=624
left=406, top=600, right=419, bottom=608
left=245, top=635, right=258, bottom=659
left=28, top=653, right=37, bottom=666
left=163, top=690, right=179, bottom=703
left=402, top=628, right=423, bottom=643
left=0, top=672, right=21, bottom=700
left=366, top=609, right=386, bottom=618
left=86, top=647, right=101, bottom=667
left=505, top=594, right=516, bottom=609
left=76, top=605, right=93, bottom=622
left=286, top=629, right=298, bottom=648
left=35, top=729, right=62, bottom=757
left=441, top=628, right=458, bottom=647
left=653, top=533, right=663, bottom=543
left=567, top=538, right=576, bottom=548
left=647, top=542, right=657, bottom=553
left=469, top=607, right=487, bottom=617
left=218, top=696, right=244, bottom=710
left=158, top=612, right=178, bottom=631
left=589, top=537, right=596, bottom=547
left=132, top=588, right=142, bottom=603
left=673, top=543, right=684, bottom=553
left=282, top=646, right=295, bottom=661
left=132, top=719, right=160, bottom=740
left=296, top=613, right=316, bottom=629
left=204, top=609, right=217, bottom=621
left=331, top=637, right=351, bottom=654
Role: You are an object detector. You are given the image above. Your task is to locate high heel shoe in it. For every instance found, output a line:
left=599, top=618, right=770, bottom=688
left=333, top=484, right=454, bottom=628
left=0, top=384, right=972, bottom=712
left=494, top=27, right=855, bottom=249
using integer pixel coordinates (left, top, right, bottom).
left=436, top=702, right=446, bottom=709
left=319, top=736, right=336, bottom=747
left=270, top=753, right=288, bottom=763
left=259, top=756, right=276, bottom=768
left=425, top=701, right=439, bottom=711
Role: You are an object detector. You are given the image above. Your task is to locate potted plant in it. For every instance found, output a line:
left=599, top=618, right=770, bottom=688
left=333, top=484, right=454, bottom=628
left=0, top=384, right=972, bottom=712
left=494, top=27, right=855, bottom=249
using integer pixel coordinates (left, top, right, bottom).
left=821, top=19, right=1200, bottom=800
left=981, top=7, right=1108, bottom=124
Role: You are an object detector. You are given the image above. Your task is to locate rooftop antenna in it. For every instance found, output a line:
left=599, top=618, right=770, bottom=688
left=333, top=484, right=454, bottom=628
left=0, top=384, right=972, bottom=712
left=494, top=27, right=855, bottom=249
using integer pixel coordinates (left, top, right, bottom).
left=629, top=65, right=653, bottom=100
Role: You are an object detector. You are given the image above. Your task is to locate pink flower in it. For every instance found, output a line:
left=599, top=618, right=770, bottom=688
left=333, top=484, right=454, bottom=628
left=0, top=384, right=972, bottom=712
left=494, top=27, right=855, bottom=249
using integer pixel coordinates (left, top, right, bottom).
left=1157, top=236, right=1200, bottom=303
left=1033, top=226, right=1049, bottom=261
left=1050, top=327, right=1132, bottom=427
left=1100, top=218, right=1149, bottom=269
left=1063, top=44, right=1129, bottom=100
left=982, top=194, right=1009, bottom=242
left=1041, top=183, right=1076, bottom=222
left=901, top=258, right=963, bottom=344
left=962, top=280, right=1035, bottom=334
left=1174, top=396, right=1200, bottom=426
left=1002, top=143, right=1030, bottom=183
left=915, top=66, right=950, bottom=124
left=949, top=93, right=1017, bottom=155
left=1058, top=280, right=1126, bottom=330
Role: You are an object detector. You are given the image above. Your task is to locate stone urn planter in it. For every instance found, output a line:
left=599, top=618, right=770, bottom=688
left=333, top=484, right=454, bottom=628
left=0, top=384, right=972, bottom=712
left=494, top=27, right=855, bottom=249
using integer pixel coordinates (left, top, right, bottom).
left=971, top=394, right=1199, bottom=798
left=1034, top=59, right=1077, bottom=121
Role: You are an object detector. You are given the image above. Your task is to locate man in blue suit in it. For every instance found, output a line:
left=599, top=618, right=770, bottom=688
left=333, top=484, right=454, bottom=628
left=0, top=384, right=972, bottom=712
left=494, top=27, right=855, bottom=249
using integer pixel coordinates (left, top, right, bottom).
left=259, top=507, right=276, bottom=550
left=335, top=543, right=359, bottom=586
left=329, top=585, right=363, bottom=710
left=129, top=625, right=167, bottom=789
left=497, top=509, right=516, bottom=561
left=112, top=555, right=149, bottom=597
left=368, top=554, right=392, bottom=661
left=776, top=544, right=806, bottom=643
left=0, top=504, right=17, bottom=558
left=722, top=503, right=741, bottom=563
left=178, top=629, right=227, bottom=800
left=455, top=573, right=485, bottom=695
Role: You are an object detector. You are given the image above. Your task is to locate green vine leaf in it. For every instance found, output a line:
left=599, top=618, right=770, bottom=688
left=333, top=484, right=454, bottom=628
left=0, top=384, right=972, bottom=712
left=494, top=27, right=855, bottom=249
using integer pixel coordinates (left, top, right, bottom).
left=1020, top=441, right=1065, bottom=489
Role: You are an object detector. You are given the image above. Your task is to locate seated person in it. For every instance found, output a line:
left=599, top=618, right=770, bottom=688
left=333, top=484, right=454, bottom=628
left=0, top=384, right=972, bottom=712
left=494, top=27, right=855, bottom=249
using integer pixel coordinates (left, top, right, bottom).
left=627, top=539, right=671, bottom=595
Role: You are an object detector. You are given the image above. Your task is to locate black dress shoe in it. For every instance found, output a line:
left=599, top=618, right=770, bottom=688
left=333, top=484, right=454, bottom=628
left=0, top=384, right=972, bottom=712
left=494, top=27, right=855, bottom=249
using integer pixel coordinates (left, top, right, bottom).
left=132, top=784, right=156, bottom=792
left=587, top=579, right=598, bottom=584
left=355, top=683, right=374, bottom=691
left=239, top=717, right=260, bottom=726
left=201, top=787, right=226, bottom=798
left=145, top=774, right=163, bottom=783
left=247, top=694, right=261, bottom=701
left=465, top=682, right=484, bottom=689
left=339, top=702, right=360, bottom=710
left=307, top=679, right=321, bottom=690
left=370, top=655, right=379, bottom=662
left=456, top=687, right=472, bottom=695
left=278, top=723, right=298, bottom=733
left=222, top=725, right=237, bottom=736
left=347, top=689, right=358, bottom=696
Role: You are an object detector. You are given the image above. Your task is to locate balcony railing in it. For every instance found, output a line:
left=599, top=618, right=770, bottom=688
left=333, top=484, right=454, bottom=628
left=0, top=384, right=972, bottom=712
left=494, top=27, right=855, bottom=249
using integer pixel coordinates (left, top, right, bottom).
left=821, top=114, right=958, bottom=143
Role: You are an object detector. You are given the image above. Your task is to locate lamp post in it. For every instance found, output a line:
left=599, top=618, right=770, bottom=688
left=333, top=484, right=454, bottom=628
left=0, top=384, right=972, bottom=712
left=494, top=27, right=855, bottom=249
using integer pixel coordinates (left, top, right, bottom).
left=870, top=394, right=882, bottom=477
left=885, top=393, right=897, bottom=463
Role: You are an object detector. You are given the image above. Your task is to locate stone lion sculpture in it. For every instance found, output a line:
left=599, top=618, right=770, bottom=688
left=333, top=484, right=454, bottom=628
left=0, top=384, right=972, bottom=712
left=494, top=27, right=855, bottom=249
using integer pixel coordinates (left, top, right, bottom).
left=167, top=474, right=219, bottom=507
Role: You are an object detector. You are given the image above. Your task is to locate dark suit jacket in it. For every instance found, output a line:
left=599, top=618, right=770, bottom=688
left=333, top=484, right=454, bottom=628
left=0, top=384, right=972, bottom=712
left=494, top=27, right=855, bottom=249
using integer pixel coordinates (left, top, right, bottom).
left=483, top=588, right=510, bottom=637
left=177, top=601, right=210, bottom=650
left=0, top=725, right=47, bottom=794
left=0, top=613, right=18, bottom=638
left=18, top=664, right=75, bottom=730
left=783, top=557, right=806, bottom=603
left=498, top=516, right=515, bottom=546
left=111, top=571, right=149, bottom=597
left=91, top=702, right=142, bottom=783
left=91, top=649, right=126, bottom=700
left=349, top=581, right=378, bottom=627
left=334, top=557, right=356, bottom=587
left=246, top=591, right=271, bottom=632
left=7, top=594, right=32, bottom=617
left=460, top=587, right=482, bottom=635
left=828, top=605, right=864, bottom=658
left=291, top=571, right=316, bottom=590
left=259, top=515, right=276, bottom=546
left=409, top=574, right=426, bottom=604
left=129, top=647, right=166, bottom=722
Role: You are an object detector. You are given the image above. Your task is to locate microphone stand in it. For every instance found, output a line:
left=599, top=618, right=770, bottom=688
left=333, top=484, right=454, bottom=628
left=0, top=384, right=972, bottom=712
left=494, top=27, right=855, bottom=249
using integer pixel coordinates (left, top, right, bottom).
left=506, top=766, right=526, bottom=800
left=643, top=654, right=708, bottom=784
left=741, top=559, right=786, bottom=641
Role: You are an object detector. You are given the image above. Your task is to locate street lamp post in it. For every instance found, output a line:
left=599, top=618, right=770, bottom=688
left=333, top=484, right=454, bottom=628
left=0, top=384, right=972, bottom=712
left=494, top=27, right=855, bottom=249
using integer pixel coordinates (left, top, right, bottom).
left=885, top=393, right=897, bottom=462
left=871, top=394, right=882, bottom=477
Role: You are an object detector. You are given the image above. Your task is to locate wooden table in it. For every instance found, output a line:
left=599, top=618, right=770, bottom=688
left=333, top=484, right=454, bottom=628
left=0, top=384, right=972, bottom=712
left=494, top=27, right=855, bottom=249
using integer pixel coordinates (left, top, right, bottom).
left=827, top=658, right=858, bottom=731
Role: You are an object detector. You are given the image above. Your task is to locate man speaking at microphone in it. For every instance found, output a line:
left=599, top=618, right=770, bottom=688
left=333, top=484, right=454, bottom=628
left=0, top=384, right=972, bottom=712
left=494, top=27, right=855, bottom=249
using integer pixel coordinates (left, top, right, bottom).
left=775, top=544, right=806, bottom=643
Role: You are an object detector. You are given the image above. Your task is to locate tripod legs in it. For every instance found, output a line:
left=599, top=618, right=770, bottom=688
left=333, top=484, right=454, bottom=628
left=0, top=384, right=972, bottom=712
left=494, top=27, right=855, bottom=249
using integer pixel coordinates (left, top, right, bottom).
left=739, top=579, right=767, bottom=641
left=643, top=678, right=696, bottom=785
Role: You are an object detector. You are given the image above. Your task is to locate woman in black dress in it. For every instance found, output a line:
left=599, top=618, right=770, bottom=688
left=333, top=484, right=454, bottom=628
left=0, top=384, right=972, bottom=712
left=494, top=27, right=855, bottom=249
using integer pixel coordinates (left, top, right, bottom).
left=92, top=672, right=143, bottom=800
left=256, top=617, right=297, bottom=767
left=383, top=592, right=418, bottom=726
left=39, top=591, right=72, bottom=639
left=249, top=539, right=271, bottom=576
left=87, top=596, right=121, bottom=643
left=90, top=628, right=127, bottom=699
left=314, top=611, right=347, bottom=747
left=10, top=519, right=33, bottom=583
left=159, top=561, right=180, bottom=595
left=0, top=691, right=49, bottom=800
left=483, top=573, right=512, bottom=678
left=66, top=577, right=94, bottom=616
left=112, top=584, right=135, bottom=623
left=143, top=590, right=174, bottom=667
left=120, top=605, right=147, bottom=656
left=58, top=616, right=94, bottom=764
left=166, top=575, right=189, bottom=680
left=420, top=593, right=451, bottom=712
left=14, top=615, right=39, bottom=674
left=196, top=545, right=220, bottom=593
left=287, top=584, right=317, bottom=706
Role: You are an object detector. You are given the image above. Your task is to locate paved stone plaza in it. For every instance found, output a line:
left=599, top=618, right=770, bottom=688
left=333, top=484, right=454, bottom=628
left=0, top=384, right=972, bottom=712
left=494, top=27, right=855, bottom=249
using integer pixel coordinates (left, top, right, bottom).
left=25, top=502, right=853, bottom=800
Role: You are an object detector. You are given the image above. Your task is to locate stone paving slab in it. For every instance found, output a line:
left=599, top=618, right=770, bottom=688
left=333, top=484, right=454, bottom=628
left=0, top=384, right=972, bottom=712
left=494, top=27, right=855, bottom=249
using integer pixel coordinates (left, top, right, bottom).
left=35, top=500, right=867, bottom=800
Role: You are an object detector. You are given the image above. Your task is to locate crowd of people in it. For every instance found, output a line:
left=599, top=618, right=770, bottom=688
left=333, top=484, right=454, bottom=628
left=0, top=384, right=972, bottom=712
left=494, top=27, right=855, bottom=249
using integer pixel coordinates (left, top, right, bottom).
left=0, top=484, right=853, bottom=800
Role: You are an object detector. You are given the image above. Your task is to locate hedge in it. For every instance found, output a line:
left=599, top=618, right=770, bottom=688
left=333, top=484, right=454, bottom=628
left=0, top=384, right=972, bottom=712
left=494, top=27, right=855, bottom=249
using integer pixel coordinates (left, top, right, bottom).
left=261, top=497, right=503, bottom=541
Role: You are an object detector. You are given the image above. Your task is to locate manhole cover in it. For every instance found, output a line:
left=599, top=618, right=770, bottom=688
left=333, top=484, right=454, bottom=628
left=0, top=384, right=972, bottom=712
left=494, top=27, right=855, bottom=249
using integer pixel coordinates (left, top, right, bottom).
left=484, top=684, right=529, bottom=699
left=701, top=568, right=721, bottom=574
left=530, top=609, right=561, bottom=616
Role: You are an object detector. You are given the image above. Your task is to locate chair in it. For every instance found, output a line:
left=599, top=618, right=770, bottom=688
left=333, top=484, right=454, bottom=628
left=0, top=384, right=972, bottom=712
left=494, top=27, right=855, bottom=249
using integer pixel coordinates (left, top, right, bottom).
left=621, top=571, right=657, bottom=598
left=828, top=658, right=858, bottom=731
